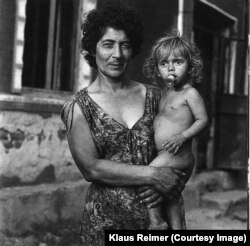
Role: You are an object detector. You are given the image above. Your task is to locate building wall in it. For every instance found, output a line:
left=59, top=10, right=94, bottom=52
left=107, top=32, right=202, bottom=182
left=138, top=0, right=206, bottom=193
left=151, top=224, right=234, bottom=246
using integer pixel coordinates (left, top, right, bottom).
left=206, top=0, right=248, bottom=94
left=0, top=0, right=16, bottom=92
left=0, top=0, right=92, bottom=236
left=0, top=1, right=92, bottom=188
left=0, top=110, right=82, bottom=188
left=207, top=0, right=247, bottom=37
left=0, top=95, right=92, bottom=236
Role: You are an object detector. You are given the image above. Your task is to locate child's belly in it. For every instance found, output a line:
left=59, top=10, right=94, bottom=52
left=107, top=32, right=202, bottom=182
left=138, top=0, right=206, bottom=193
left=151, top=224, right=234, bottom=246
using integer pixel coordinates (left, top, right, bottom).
left=154, top=118, right=191, bottom=151
left=153, top=114, right=194, bottom=172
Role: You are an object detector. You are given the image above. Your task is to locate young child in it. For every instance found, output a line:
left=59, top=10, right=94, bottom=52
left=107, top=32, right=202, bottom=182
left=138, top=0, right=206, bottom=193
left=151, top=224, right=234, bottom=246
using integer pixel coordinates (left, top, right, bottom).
left=143, top=32, right=208, bottom=230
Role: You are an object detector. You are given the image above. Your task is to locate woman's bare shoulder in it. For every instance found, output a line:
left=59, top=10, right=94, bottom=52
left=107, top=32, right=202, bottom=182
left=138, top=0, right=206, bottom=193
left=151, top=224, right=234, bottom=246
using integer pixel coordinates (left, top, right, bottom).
left=132, top=81, right=161, bottom=92
left=60, top=92, right=88, bottom=133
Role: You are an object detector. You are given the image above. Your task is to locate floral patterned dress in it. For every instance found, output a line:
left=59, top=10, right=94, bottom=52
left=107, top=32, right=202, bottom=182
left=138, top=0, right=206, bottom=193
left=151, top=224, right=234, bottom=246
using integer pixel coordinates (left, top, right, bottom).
left=61, top=84, right=161, bottom=245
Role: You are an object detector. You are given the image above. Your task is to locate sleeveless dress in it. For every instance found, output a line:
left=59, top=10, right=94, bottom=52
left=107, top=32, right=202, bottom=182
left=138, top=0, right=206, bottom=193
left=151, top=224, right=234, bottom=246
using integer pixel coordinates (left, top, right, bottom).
left=61, top=84, right=162, bottom=245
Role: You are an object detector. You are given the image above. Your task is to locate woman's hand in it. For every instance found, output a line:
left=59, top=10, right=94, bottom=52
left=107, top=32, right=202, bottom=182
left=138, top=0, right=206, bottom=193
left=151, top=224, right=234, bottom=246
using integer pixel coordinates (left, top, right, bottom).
left=162, top=134, right=187, bottom=155
left=137, top=167, right=185, bottom=207
left=137, top=186, right=163, bottom=208
left=152, top=166, right=186, bottom=200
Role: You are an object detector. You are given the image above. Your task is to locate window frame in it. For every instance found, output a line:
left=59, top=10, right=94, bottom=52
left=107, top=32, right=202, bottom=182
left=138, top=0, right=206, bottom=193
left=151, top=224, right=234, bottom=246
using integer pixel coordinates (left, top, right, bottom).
left=12, top=0, right=81, bottom=95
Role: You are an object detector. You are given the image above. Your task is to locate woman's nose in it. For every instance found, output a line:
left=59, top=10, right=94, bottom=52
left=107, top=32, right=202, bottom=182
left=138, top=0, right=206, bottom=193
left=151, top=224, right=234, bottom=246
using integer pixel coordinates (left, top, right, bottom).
left=112, top=45, right=122, bottom=58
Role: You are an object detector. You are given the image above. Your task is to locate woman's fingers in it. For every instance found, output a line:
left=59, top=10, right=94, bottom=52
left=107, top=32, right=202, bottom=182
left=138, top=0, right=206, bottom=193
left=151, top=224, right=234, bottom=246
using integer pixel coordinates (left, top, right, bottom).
left=146, top=196, right=163, bottom=208
left=173, top=146, right=180, bottom=155
left=140, top=191, right=161, bottom=205
left=153, top=167, right=186, bottom=200
left=137, top=187, right=155, bottom=200
left=137, top=187, right=163, bottom=206
left=172, top=168, right=186, bottom=177
left=137, top=185, right=151, bottom=193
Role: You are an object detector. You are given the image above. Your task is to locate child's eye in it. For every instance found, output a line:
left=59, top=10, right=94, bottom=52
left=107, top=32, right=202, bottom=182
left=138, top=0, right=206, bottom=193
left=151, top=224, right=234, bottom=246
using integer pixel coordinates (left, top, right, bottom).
left=175, top=59, right=184, bottom=65
left=160, top=61, right=168, bottom=66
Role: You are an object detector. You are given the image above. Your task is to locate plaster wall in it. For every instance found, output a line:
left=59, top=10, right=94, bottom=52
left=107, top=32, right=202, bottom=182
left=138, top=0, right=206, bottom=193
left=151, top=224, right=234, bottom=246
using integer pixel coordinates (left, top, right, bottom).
left=0, top=110, right=82, bottom=188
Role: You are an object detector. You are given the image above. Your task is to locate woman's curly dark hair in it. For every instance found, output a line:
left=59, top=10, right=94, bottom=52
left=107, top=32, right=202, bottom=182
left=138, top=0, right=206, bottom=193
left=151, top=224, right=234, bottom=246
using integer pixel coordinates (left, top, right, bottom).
left=143, top=31, right=203, bottom=85
left=80, top=1, right=144, bottom=68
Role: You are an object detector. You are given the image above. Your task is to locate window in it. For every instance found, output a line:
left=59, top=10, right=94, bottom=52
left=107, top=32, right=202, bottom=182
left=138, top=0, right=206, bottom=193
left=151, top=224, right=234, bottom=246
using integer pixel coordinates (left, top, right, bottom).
left=13, top=0, right=80, bottom=92
left=220, top=35, right=248, bottom=95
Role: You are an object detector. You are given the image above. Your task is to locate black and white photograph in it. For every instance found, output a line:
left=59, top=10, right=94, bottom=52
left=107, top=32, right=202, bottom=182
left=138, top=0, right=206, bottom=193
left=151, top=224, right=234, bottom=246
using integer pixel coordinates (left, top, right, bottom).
left=0, top=0, right=249, bottom=245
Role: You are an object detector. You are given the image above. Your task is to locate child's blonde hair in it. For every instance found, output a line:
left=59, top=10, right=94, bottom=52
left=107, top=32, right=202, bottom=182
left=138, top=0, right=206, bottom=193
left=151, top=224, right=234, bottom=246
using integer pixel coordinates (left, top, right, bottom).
left=143, top=31, right=203, bottom=85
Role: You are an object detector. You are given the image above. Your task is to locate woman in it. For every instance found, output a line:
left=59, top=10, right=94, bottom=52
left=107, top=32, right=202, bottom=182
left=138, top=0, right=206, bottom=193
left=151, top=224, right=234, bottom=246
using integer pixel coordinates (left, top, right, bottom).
left=61, top=2, right=186, bottom=245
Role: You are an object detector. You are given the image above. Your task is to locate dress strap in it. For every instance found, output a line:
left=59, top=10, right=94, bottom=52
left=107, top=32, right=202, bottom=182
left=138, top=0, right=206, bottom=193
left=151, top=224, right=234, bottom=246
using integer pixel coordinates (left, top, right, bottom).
left=60, top=88, right=95, bottom=134
left=60, top=96, right=77, bottom=134
left=145, top=84, right=162, bottom=116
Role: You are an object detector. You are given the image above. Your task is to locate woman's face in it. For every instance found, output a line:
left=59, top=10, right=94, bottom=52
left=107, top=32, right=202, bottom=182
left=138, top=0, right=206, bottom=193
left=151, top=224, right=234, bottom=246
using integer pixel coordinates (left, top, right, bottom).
left=95, top=27, right=133, bottom=80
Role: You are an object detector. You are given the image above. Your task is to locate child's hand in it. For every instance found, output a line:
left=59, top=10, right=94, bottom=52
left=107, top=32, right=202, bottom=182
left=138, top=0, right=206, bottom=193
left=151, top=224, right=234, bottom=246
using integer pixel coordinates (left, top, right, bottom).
left=162, top=134, right=187, bottom=155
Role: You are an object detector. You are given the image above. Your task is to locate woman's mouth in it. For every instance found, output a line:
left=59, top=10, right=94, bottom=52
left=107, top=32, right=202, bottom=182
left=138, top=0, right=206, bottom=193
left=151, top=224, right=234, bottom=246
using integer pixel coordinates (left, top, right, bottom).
left=109, top=63, right=123, bottom=67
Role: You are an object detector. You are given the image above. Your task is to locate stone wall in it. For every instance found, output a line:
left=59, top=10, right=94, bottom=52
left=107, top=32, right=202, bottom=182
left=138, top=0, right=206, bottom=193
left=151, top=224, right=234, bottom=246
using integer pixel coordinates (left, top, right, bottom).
left=0, top=110, right=82, bottom=187
left=0, top=108, right=90, bottom=237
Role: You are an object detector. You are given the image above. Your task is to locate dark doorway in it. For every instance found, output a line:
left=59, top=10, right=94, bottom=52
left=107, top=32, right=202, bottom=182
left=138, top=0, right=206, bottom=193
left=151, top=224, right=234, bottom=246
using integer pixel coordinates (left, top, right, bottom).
left=193, top=0, right=247, bottom=171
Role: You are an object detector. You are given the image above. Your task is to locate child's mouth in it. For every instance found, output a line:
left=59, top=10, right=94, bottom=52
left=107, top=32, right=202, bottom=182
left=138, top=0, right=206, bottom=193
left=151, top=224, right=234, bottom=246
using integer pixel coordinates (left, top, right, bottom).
left=166, top=75, right=175, bottom=87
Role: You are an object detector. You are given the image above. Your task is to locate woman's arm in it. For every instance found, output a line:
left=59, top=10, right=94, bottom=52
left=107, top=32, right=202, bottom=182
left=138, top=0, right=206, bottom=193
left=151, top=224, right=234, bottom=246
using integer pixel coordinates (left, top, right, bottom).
left=62, top=102, right=185, bottom=196
left=138, top=155, right=190, bottom=207
left=66, top=103, right=155, bottom=185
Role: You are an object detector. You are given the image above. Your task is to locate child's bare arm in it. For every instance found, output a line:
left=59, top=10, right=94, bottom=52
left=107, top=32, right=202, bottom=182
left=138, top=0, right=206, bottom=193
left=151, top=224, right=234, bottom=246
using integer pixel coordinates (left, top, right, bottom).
left=182, top=88, right=208, bottom=139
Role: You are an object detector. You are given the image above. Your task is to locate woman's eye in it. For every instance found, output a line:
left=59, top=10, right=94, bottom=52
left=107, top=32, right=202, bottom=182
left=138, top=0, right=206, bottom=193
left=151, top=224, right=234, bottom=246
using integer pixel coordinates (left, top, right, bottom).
left=122, top=43, right=131, bottom=49
left=103, top=43, right=113, bottom=48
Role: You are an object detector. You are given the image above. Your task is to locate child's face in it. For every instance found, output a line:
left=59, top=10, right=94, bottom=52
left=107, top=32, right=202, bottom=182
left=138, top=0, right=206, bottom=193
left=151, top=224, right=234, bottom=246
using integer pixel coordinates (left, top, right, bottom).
left=157, top=52, right=189, bottom=88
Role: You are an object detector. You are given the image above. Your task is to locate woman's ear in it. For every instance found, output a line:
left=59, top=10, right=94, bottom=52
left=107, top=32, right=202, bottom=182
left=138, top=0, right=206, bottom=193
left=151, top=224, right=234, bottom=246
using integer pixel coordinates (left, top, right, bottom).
left=89, top=47, right=96, bottom=57
left=91, top=51, right=96, bottom=57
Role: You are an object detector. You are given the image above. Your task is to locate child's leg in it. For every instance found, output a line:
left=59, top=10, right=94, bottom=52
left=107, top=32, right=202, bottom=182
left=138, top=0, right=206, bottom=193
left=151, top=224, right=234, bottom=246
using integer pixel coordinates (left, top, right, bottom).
left=147, top=152, right=171, bottom=230
left=148, top=206, right=168, bottom=230
left=148, top=152, right=188, bottom=230
left=163, top=195, right=186, bottom=230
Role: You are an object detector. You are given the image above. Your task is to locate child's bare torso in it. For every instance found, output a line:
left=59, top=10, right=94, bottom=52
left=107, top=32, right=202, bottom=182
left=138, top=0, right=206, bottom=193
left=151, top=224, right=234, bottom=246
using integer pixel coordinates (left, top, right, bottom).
left=154, top=88, right=194, bottom=171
